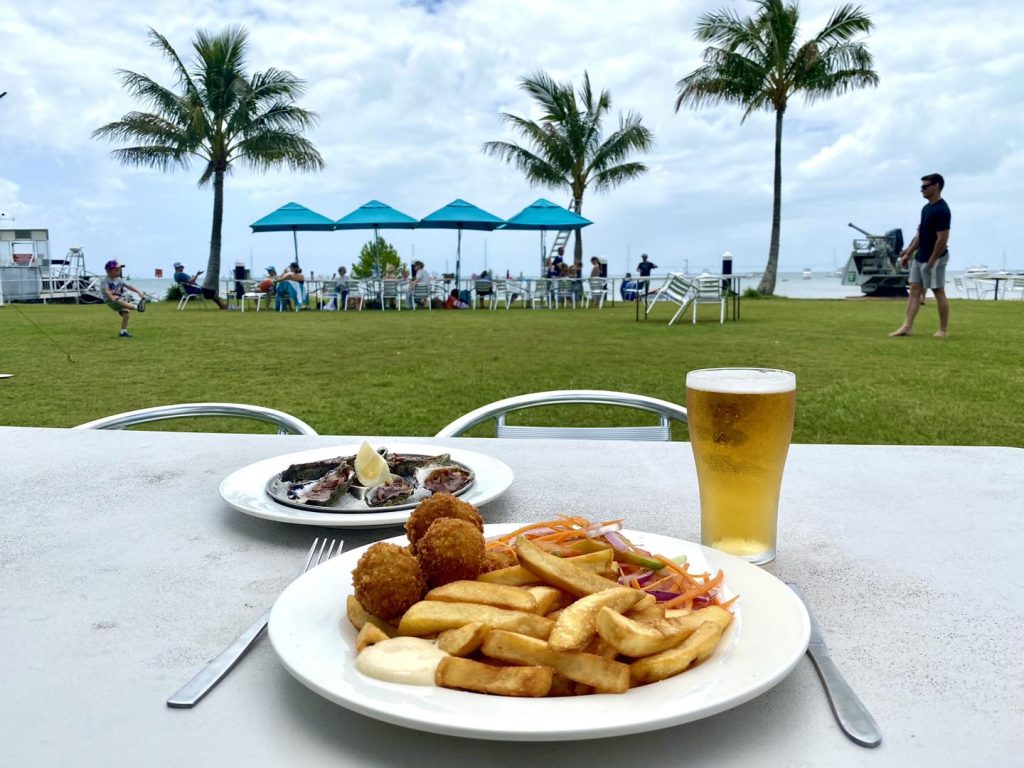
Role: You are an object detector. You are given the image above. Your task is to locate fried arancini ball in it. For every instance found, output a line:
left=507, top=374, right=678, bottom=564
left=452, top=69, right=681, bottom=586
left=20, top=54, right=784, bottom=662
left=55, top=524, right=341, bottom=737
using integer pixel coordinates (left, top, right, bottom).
left=415, top=518, right=485, bottom=587
left=405, top=493, right=483, bottom=554
left=483, top=543, right=518, bottom=572
left=352, top=542, right=426, bottom=620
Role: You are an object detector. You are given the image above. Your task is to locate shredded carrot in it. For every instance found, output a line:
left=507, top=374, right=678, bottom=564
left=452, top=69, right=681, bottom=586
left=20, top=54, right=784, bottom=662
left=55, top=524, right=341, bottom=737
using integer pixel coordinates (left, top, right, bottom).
left=496, top=515, right=736, bottom=611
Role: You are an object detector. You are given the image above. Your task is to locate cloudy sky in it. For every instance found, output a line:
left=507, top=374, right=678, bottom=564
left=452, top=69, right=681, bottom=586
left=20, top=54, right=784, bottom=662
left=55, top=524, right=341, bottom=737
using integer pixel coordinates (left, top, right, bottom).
left=2, top=0, right=1021, bottom=281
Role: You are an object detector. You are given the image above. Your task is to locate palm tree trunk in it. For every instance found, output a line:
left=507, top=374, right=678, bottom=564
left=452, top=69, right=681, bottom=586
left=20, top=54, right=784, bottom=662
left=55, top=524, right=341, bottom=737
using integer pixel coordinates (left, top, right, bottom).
left=571, top=195, right=584, bottom=273
left=204, top=166, right=225, bottom=293
left=758, top=108, right=784, bottom=296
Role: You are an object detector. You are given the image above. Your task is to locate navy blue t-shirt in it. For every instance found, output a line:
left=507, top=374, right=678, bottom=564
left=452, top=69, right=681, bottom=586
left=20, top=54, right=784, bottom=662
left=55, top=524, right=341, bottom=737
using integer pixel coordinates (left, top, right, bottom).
left=916, top=199, right=951, bottom=263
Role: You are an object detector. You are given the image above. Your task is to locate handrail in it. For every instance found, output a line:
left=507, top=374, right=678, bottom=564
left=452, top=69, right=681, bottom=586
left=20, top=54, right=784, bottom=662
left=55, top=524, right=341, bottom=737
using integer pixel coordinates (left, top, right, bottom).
left=435, top=389, right=687, bottom=438
left=74, top=403, right=318, bottom=436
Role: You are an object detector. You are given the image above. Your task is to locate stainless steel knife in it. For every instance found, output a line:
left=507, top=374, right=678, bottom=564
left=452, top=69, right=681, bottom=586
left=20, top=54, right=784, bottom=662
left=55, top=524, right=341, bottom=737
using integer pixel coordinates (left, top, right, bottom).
left=787, top=583, right=883, bottom=748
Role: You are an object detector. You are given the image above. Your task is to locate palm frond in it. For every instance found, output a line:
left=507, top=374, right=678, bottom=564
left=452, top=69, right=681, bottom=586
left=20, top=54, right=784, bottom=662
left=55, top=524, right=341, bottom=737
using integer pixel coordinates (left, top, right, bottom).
left=812, top=4, right=874, bottom=47
left=233, top=131, right=324, bottom=173
left=589, top=162, right=649, bottom=193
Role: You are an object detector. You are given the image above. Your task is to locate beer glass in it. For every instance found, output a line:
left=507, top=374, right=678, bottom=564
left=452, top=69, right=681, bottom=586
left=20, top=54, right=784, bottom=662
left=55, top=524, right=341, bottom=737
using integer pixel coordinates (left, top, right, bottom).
left=685, top=368, right=796, bottom=565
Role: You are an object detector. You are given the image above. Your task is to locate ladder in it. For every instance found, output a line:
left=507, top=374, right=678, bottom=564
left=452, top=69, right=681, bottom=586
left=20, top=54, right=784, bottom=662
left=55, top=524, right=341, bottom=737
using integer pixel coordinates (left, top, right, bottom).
left=548, top=198, right=582, bottom=261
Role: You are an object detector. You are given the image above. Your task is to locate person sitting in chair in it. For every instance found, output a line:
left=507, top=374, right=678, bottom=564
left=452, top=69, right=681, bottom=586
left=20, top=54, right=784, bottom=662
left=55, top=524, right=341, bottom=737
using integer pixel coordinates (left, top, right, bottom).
left=274, top=262, right=306, bottom=311
left=173, top=261, right=228, bottom=309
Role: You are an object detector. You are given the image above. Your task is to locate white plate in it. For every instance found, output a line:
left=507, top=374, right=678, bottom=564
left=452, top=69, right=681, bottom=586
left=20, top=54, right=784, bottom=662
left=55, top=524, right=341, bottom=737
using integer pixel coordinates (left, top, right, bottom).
left=269, top=525, right=810, bottom=741
left=219, top=443, right=514, bottom=529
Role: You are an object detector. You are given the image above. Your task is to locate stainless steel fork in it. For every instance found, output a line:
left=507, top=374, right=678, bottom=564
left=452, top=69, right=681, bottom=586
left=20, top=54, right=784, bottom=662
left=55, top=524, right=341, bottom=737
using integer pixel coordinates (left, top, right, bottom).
left=167, top=538, right=342, bottom=708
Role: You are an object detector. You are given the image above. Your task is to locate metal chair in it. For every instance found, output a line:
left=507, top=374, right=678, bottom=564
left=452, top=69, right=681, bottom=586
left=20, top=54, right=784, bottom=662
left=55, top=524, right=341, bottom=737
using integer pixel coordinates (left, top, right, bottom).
left=435, top=390, right=688, bottom=441
left=692, top=275, right=726, bottom=324
left=473, top=279, right=495, bottom=309
left=74, top=403, right=318, bottom=435
left=646, top=273, right=696, bottom=325
left=239, top=280, right=265, bottom=312
left=525, top=278, right=551, bottom=309
left=583, top=277, right=608, bottom=309
left=410, top=280, right=435, bottom=310
left=553, top=278, right=577, bottom=309
left=177, top=283, right=207, bottom=310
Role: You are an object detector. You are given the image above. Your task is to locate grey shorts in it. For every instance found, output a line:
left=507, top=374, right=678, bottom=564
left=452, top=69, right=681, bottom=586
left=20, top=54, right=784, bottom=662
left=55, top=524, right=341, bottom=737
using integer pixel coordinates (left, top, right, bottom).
left=910, top=253, right=949, bottom=290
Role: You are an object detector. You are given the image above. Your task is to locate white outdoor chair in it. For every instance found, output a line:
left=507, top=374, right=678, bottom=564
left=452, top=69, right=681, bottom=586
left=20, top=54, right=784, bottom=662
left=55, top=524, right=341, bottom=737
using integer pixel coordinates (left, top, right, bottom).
left=473, top=279, right=496, bottom=309
left=380, top=279, right=402, bottom=310
left=525, top=278, right=551, bottom=309
left=74, top=403, right=318, bottom=435
left=317, top=279, right=338, bottom=310
left=1004, top=276, right=1024, bottom=300
left=553, top=278, right=577, bottom=309
left=646, top=273, right=696, bottom=326
left=176, top=283, right=207, bottom=310
left=436, top=390, right=688, bottom=441
left=492, top=278, right=517, bottom=310
left=583, top=278, right=608, bottom=309
left=239, top=280, right=265, bottom=312
left=692, top=275, right=726, bottom=324
left=410, top=280, right=438, bottom=310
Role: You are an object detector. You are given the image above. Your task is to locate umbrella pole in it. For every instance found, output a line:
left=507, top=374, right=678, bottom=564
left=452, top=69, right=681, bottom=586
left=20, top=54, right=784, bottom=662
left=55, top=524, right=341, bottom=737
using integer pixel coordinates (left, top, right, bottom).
left=540, top=230, right=546, bottom=276
left=456, top=227, right=462, bottom=288
left=374, top=226, right=381, bottom=278
left=292, top=229, right=298, bottom=263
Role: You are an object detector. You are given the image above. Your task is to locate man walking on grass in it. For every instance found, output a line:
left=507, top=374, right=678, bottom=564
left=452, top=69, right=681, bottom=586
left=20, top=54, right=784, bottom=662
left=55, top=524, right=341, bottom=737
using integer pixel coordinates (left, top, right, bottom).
left=890, top=173, right=951, bottom=338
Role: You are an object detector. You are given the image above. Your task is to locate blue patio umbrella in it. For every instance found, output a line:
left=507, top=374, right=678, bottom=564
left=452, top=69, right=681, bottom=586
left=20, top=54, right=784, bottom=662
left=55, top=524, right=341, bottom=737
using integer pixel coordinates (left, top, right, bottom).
left=418, top=199, right=504, bottom=284
left=250, top=202, right=335, bottom=264
left=335, top=200, right=418, bottom=278
left=500, top=198, right=592, bottom=275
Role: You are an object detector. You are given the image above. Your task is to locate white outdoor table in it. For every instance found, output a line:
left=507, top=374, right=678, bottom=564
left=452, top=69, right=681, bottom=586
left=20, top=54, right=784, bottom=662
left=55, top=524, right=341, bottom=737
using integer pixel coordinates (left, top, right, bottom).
left=2, top=426, right=1021, bottom=767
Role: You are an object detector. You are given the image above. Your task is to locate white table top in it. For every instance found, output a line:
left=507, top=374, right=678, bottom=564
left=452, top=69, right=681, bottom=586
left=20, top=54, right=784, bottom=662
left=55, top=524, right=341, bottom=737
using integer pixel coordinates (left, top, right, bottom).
left=3, top=426, right=1022, bottom=767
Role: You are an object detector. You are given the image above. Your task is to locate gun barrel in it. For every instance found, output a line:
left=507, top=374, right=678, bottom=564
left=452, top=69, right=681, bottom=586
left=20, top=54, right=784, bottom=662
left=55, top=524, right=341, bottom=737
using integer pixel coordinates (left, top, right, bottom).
left=847, top=222, right=873, bottom=237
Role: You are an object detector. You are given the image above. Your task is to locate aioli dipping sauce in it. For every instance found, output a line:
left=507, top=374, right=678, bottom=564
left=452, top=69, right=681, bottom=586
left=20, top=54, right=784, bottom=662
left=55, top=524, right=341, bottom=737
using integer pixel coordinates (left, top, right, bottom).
left=354, top=637, right=448, bottom=686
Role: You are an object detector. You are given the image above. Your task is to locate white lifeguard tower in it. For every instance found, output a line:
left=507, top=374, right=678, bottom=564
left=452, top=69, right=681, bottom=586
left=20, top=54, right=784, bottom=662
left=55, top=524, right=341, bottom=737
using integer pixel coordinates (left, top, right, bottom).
left=0, top=228, right=102, bottom=304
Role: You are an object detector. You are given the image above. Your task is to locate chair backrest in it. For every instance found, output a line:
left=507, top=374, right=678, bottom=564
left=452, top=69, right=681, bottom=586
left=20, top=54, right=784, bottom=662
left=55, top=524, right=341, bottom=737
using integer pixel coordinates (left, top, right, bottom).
left=435, top=390, right=688, bottom=441
left=182, top=282, right=204, bottom=296
left=381, top=279, right=399, bottom=298
left=588, top=277, right=607, bottom=292
left=475, top=279, right=493, bottom=295
left=74, top=403, right=318, bottom=435
left=695, top=276, right=723, bottom=300
left=412, top=281, right=433, bottom=300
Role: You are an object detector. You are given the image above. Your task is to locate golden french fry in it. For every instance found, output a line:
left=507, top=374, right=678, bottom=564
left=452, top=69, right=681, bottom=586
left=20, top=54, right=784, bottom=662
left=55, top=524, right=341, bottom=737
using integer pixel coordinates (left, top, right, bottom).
left=426, top=580, right=537, bottom=613
left=665, top=605, right=733, bottom=634
left=629, top=618, right=730, bottom=685
left=548, top=587, right=648, bottom=651
left=526, top=586, right=568, bottom=615
left=482, top=629, right=630, bottom=693
left=665, top=607, right=691, bottom=619
left=355, top=622, right=390, bottom=652
left=595, top=606, right=696, bottom=656
left=436, top=622, right=488, bottom=656
left=397, top=600, right=553, bottom=639
left=514, top=537, right=622, bottom=597
left=436, top=656, right=554, bottom=697
left=625, top=602, right=666, bottom=623
left=346, top=595, right=397, bottom=636
left=478, top=549, right=615, bottom=586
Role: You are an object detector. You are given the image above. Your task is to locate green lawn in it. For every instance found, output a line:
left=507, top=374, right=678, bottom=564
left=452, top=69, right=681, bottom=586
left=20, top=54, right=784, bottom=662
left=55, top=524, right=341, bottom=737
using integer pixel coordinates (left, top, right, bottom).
left=2, top=297, right=1022, bottom=446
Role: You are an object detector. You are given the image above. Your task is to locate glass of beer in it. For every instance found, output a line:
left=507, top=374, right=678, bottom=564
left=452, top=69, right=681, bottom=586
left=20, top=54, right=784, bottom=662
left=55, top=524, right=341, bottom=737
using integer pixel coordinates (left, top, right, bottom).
left=685, top=368, right=796, bottom=565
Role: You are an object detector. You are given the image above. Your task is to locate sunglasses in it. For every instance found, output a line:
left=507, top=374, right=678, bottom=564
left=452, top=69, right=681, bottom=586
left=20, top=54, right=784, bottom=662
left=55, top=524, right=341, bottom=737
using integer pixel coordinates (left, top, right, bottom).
left=920, top=182, right=936, bottom=190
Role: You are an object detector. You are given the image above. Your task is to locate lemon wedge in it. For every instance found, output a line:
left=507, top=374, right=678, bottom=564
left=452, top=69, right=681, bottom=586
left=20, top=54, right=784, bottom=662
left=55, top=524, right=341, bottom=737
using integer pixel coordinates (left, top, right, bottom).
left=355, top=441, right=392, bottom=487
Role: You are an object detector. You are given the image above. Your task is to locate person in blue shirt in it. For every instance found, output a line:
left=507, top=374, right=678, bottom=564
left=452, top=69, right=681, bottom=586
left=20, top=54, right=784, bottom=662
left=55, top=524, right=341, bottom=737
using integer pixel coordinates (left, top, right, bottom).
left=173, top=261, right=228, bottom=309
left=889, top=173, right=951, bottom=338
left=621, top=272, right=639, bottom=301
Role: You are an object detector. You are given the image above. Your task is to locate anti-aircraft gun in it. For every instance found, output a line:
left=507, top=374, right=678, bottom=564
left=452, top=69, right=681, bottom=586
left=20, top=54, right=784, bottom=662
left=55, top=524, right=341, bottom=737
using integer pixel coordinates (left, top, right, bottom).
left=839, top=222, right=909, bottom=296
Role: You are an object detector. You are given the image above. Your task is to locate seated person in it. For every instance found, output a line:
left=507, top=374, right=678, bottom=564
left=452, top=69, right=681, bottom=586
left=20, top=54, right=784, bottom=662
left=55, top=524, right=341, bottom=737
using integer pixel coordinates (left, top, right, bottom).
left=173, top=261, right=228, bottom=309
left=332, top=266, right=350, bottom=309
left=258, top=267, right=276, bottom=295
left=274, top=262, right=306, bottom=311
left=444, top=288, right=469, bottom=310
left=621, top=272, right=639, bottom=301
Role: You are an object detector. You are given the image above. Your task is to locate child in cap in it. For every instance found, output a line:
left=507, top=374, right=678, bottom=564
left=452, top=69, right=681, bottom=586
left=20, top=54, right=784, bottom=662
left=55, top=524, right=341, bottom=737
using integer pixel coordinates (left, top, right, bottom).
left=102, top=260, right=146, bottom=337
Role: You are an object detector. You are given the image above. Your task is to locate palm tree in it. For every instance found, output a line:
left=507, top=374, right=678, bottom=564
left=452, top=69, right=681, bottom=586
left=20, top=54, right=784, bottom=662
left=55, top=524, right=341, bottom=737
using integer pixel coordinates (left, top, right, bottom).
left=93, top=27, right=324, bottom=298
left=676, top=0, right=877, bottom=295
left=483, top=71, right=653, bottom=271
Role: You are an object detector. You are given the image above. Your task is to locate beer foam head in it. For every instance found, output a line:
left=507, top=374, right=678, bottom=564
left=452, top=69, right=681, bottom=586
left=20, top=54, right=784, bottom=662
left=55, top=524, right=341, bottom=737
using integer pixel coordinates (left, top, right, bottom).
left=686, top=368, right=795, bottom=394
